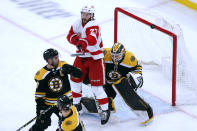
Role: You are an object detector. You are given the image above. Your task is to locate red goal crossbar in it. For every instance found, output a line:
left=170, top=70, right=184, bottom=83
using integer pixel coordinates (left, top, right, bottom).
left=114, top=7, right=177, bottom=106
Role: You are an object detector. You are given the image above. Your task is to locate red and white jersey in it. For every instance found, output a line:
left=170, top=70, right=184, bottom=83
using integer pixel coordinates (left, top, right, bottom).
left=67, top=19, right=104, bottom=60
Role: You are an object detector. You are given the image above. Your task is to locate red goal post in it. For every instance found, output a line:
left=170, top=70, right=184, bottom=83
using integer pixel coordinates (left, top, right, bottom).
left=114, top=7, right=178, bottom=106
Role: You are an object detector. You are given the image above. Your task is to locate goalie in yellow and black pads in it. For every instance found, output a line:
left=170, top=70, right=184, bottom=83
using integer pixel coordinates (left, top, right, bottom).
left=105, top=42, right=154, bottom=124
left=82, top=42, right=154, bottom=124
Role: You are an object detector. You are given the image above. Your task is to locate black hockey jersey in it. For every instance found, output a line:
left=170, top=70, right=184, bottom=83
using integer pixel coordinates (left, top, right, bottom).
left=103, top=48, right=142, bottom=84
left=34, top=61, right=72, bottom=106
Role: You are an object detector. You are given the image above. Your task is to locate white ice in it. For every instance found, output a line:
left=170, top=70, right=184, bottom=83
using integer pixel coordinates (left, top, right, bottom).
left=0, top=0, right=197, bottom=131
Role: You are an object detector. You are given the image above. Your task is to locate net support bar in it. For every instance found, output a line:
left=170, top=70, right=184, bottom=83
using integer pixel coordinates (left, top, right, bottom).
left=114, top=7, right=177, bottom=106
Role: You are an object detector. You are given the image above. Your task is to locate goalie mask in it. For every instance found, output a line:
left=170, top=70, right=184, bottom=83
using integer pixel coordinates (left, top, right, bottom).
left=111, top=42, right=126, bottom=64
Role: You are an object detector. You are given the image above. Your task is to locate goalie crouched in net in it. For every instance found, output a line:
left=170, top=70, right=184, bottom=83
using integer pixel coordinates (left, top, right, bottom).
left=83, top=42, right=154, bottom=124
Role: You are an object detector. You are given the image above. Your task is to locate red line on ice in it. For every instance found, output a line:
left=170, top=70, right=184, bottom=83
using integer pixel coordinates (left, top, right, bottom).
left=0, top=14, right=72, bottom=54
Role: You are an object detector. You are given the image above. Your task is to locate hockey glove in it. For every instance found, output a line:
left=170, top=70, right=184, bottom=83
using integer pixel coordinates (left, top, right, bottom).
left=77, top=39, right=87, bottom=51
left=70, top=34, right=79, bottom=45
left=36, top=99, right=49, bottom=117
left=126, top=72, right=143, bottom=91
left=61, top=64, right=82, bottom=78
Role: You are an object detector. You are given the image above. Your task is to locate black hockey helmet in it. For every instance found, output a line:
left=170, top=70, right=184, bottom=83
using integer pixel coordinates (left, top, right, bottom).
left=43, top=48, right=58, bottom=61
left=57, top=95, right=71, bottom=110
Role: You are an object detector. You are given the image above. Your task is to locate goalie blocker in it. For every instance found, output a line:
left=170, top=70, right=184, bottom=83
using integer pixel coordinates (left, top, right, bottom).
left=112, top=77, right=154, bottom=124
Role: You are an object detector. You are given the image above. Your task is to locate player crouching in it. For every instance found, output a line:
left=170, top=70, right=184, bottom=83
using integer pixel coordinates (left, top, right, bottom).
left=104, top=42, right=154, bottom=125
left=82, top=42, right=154, bottom=125
left=57, top=95, right=86, bottom=131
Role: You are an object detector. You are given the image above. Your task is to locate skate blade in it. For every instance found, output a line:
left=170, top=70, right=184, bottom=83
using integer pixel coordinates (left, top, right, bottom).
left=141, top=115, right=154, bottom=125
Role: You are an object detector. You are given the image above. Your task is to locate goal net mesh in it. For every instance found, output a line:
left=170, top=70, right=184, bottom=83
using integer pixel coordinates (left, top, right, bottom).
left=115, top=8, right=197, bottom=105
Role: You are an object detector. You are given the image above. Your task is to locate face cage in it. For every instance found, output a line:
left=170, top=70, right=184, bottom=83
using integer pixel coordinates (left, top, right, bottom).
left=111, top=52, right=124, bottom=63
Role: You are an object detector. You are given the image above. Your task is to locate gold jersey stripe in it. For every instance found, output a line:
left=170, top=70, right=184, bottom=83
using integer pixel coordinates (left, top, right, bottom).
left=45, top=102, right=56, bottom=106
left=35, top=97, right=46, bottom=100
left=132, top=71, right=142, bottom=74
left=64, top=90, right=72, bottom=96
left=45, top=98, right=58, bottom=101
left=35, top=92, right=46, bottom=95
left=135, top=66, right=142, bottom=69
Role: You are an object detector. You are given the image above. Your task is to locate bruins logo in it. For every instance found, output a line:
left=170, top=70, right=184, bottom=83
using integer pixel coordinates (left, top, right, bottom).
left=108, top=70, right=122, bottom=80
left=48, top=76, right=63, bottom=92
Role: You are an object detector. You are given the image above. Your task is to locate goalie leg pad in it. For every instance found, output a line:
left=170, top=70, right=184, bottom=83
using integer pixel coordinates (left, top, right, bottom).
left=103, top=83, right=117, bottom=99
left=81, top=97, right=98, bottom=113
left=81, top=97, right=116, bottom=113
left=112, top=77, right=151, bottom=111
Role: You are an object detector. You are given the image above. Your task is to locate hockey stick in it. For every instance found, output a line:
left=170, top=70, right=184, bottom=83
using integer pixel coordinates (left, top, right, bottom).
left=16, top=106, right=54, bottom=131
left=70, top=52, right=85, bottom=57
left=70, top=45, right=85, bottom=57
left=93, top=94, right=102, bottom=115
left=16, top=116, right=37, bottom=131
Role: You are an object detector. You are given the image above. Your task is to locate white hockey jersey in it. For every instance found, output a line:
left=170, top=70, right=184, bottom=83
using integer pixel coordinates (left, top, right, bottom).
left=67, top=19, right=104, bottom=60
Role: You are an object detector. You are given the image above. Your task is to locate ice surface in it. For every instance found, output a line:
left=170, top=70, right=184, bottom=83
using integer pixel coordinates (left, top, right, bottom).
left=0, top=0, right=197, bottom=130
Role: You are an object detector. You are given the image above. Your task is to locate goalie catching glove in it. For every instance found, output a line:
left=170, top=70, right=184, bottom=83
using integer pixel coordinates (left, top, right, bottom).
left=126, top=72, right=143, bottom=91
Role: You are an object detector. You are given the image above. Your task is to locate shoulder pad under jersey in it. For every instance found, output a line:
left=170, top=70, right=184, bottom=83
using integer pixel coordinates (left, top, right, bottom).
left=120, top=50, right=138, bottom=68
left=103, top=48, right=113, bottom=62
left=57, top=61, right=68, bottom=68
left=34, top=68, right=49, bottom=81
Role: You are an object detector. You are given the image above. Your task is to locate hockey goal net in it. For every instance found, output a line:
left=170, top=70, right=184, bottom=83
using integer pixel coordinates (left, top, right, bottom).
left=114, top=7, right=197, bottom=106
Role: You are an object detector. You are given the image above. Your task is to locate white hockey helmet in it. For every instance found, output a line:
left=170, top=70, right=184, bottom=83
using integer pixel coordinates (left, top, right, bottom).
left=81, top=5, right=95, bottom=14
left=81, top=5, right=95, bottom=20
